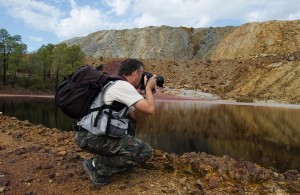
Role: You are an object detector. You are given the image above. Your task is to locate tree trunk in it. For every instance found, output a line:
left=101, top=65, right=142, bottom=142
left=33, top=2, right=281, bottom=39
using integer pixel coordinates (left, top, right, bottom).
left=12, top=70, right=17, bottom=88
left=55, top=66, right=60, bottom=90
left=44, top=68, right=46, bottom=83
left=3, top=58, right=7, bottom=85
left=43, top=60, right=46, bottom=83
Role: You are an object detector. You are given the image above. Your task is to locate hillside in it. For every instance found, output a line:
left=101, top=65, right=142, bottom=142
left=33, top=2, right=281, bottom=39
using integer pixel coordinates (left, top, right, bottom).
left=64, top=20, right=300, bottom=104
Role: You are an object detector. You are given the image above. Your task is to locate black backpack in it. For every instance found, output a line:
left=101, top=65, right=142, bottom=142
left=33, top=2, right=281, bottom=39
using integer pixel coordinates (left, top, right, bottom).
left=55, top=65, right=123, bottom=119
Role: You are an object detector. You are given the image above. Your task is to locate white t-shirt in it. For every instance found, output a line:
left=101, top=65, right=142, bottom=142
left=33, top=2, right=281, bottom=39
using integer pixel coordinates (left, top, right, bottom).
left=104, top=80, right=144, bottom=108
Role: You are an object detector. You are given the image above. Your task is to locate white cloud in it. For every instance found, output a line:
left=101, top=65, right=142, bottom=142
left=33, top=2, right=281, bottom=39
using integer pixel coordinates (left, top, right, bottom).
left=132, top=0, right=233, bottom=27
left=132, top=0, right=300, bottom=27
left=54, top=0, right=128, bottom=40
left=0, top=0, right=62, bottom=31
left=134, top=13, right=160, bottom=27
left=56, top=3, right=106, bottom=39
left=104, top=0, right=132, bottom=16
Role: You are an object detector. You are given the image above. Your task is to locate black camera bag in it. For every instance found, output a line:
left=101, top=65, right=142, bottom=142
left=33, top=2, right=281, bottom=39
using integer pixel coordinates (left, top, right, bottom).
left=55, top=65, right=123, bottom=119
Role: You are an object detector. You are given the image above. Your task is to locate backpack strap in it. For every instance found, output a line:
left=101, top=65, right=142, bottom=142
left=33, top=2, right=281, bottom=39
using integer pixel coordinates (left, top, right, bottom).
left=85, top=81, right=116, bottom=121
left=93, top=104, right=110, bottom=127
left=104, top=106, right=113, bottom=143
left=92, top=81, right=126, bottom=143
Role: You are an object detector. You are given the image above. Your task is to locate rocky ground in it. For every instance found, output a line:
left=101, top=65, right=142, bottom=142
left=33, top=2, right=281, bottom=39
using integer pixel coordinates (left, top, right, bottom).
left=0, top=114, right=299, bottom=195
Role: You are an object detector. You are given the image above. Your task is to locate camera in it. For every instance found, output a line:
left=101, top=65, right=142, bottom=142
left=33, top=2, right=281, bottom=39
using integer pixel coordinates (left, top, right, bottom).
left=140, top=72, right=164, bottom=91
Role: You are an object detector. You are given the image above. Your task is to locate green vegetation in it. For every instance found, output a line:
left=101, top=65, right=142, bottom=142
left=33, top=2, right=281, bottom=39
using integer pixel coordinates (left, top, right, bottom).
left=0, top=28, right=86, bottom=91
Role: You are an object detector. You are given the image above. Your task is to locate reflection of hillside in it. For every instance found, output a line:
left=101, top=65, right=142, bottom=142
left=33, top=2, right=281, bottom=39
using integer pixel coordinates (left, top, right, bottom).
left=138, top=102, right=300, bottom=147
left=136, top=102, right=300, bottom=171
left=229, top=105, right=300, bottom=146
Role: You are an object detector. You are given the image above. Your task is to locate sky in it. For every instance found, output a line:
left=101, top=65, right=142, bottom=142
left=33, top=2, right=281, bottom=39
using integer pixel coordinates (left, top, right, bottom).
left=0, top=0, right=299, bottom=52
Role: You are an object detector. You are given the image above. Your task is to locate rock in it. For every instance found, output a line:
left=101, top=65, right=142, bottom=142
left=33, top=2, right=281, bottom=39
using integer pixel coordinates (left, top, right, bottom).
left=12, top=132, right=24, bottom=139
left=47, top=172, right=55, bottom=179
left=0, top=187, right=6, bottom=193
left=57, top=151, right=67, bottom=156
left=283, top=170, right=298, bottom=180
left=57, top=135, right=67, bottom=142
left=195, top=180, right=204, bottom=190
left=179, top=177, right=187, bottom=185
left=208, top=177, right=219, bottom=189
left=40, top=163, right=54, bottom=169
left=23, top=120, right=31, bottom=126
left=23, top=176, right=34, bottom=183
left=14, top=148, right=26, bottom=155
left=0, top=177, right=10, bottom=186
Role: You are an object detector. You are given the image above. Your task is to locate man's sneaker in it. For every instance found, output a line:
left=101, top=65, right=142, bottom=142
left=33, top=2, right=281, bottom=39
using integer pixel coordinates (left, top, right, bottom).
left=83, top=159, right=110, bottom=186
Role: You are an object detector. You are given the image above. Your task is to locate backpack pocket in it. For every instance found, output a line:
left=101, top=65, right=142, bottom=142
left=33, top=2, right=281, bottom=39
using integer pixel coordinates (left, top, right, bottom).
left=97, top=109, right=129, bottom=137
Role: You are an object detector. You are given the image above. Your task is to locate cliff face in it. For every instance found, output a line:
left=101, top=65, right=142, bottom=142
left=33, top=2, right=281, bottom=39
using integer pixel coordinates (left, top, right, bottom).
left=212, top=20, right=300, bottom=60
left=63, top=25, right=237, bottom=60
left=63, top=20, right=299, bottom=61
left=63, top=20, right=300, bottom=103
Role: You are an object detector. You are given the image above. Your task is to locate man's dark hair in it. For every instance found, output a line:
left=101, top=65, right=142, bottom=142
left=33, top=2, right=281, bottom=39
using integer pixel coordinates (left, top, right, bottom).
left=119, top=58, right=144, bottom=76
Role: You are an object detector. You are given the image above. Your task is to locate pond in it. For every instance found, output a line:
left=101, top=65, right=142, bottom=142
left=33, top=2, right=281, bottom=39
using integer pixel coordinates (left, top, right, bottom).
left=1, top=96, right=300, bottom=172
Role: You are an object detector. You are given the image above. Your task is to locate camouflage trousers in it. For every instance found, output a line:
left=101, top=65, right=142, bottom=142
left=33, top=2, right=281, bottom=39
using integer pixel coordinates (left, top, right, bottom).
left=75, top=130, right=152, bottom=176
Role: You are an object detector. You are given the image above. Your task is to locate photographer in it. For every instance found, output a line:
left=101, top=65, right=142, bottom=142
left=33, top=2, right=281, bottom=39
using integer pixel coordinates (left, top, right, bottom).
left=75, top=58, right=157, bottom=186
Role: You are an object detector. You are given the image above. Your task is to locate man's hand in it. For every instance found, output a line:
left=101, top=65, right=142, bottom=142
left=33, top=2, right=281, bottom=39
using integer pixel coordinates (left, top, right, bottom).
left=145, top=74, right=157, bottom=93
left=134, top=74, right=156, bottom=115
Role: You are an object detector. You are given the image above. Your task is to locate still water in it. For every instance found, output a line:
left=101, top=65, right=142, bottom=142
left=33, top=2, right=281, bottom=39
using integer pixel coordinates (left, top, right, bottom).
left=1, top=96, right=299, bottom=172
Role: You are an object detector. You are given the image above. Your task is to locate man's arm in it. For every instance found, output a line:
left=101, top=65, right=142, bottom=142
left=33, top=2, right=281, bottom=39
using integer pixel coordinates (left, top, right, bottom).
left=133, top=75, right=156, bottom=115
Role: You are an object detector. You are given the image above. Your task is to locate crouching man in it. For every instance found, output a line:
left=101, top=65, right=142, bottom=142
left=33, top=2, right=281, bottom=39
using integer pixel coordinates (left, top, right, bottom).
left=75, top=58, right=156, bottom=186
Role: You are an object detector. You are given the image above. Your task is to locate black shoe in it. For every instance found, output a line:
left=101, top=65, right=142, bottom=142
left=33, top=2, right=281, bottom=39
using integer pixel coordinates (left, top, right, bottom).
left=83, top=159, right=110, bottom=186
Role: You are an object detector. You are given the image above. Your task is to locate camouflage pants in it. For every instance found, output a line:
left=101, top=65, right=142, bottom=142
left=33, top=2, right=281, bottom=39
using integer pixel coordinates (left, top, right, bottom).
left=75, top=130, right=152, bottom=176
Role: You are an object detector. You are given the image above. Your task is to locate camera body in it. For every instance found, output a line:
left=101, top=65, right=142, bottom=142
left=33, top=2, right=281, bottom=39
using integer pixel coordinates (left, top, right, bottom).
left=139, top=72, right=164, bottom=91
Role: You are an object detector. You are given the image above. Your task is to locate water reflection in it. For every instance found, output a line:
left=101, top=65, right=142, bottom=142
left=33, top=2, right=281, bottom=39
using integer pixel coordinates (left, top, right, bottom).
left=137, top=102, right=300, bottom=172
left=0, top=97, right=74, bottom=131
left=0, top=97, right=299, bottom=172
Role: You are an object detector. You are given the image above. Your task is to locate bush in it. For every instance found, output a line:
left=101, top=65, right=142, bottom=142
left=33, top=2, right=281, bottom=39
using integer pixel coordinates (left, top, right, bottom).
left=17, top=76, right=55, bottom=91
